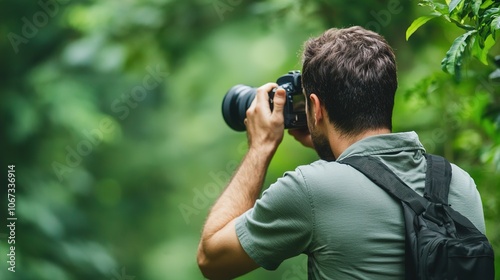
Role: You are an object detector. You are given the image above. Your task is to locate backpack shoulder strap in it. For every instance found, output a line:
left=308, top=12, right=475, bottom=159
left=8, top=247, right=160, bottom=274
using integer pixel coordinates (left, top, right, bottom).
left=424, top=154, right=452, bottom=205
left=339, top=156, right=428, bottom=215
left=424, top=154, right=482, bottom=230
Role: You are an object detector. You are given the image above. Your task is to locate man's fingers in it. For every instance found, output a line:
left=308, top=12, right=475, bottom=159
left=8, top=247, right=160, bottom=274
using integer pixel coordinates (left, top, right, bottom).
left=255, top=83, right=278, bottom=107
left=271, top=88, right=286, bottom=116
left=247, top=83, right=276, bottom=118
left=244, top=82, right=285, bottom=151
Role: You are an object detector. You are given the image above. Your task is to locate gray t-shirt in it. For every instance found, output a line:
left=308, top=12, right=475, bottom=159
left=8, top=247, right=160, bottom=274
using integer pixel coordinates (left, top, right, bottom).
left=236, top=132, right=486, bottom=279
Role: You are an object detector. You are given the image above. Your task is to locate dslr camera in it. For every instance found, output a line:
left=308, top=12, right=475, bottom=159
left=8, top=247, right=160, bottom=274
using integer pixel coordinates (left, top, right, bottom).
left=222, top=70, right=307, bottom=131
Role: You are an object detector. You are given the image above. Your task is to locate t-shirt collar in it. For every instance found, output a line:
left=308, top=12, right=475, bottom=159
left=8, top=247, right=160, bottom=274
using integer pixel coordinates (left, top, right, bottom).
left=336, top=131, right=426, bottom=161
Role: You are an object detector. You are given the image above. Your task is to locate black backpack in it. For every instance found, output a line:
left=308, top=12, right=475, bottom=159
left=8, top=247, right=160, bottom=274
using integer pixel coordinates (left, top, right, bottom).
left=339, top=154, right=495, bottom=280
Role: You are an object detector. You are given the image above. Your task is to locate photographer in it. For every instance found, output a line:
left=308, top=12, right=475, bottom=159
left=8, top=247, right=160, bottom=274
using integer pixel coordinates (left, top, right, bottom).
left=197, top=26, right=487, bottom=279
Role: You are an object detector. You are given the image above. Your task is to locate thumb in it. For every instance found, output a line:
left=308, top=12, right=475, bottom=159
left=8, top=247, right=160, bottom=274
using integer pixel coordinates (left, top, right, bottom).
left=272, top=88, right=286, bottom=116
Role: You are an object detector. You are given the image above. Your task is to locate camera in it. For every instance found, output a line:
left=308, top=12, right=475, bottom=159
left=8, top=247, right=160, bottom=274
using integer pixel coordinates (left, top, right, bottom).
left=222, top=70, right=307, bottom=131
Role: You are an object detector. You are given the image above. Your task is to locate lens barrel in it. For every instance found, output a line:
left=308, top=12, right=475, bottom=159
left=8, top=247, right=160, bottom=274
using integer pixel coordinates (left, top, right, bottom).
left=222, top=70, right=305, bottom=131
left=221, top=85, right=257, bottom=131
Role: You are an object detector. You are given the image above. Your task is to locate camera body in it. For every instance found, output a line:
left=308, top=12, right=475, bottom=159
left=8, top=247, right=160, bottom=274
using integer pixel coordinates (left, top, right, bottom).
left=222, top=70, right=307, bottom=131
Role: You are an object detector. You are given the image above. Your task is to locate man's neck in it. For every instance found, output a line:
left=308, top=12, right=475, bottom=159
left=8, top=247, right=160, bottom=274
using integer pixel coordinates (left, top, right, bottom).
left=328, top=128, right=391, bottom=159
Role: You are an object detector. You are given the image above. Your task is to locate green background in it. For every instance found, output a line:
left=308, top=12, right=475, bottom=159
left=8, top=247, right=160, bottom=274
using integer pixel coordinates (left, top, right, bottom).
left=0, top=0, right=499, bottom=279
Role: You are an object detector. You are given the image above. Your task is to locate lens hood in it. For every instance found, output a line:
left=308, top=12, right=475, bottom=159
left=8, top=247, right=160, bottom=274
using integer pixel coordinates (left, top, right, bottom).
left=222, top=85, right=256, bottom=131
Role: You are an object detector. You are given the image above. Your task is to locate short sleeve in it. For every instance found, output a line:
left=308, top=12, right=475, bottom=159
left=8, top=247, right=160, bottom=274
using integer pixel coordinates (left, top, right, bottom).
left=448, top=164, right=486, bottom=234
left=235, top=168, right=314, bottom=270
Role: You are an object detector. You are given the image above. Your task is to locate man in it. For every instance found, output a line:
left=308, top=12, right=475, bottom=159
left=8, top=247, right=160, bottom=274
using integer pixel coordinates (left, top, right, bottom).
left=197, top=26, right=486, bottom=279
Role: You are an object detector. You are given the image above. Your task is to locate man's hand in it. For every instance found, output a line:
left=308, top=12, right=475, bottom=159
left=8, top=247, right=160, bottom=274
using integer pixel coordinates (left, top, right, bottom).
left=245, top=83, right=286, bottom=154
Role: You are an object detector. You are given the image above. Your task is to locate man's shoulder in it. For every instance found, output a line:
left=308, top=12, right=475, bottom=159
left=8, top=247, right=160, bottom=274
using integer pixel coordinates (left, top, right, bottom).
left=286, top=159, right=369, bottom=193
left=447, top=161, right=478, bottom=200
left=292, top=159, right=354, bottom=178
left=449, top=162, right=474, bottom=183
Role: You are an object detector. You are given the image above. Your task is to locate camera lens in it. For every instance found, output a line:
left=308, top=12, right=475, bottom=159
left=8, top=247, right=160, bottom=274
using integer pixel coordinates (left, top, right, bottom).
left=221, top=85, right=256, bottom=131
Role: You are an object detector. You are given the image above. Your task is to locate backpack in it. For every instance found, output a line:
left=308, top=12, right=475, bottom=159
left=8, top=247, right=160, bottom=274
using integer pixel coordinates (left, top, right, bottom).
left=339, top=154, right=495, bottom=280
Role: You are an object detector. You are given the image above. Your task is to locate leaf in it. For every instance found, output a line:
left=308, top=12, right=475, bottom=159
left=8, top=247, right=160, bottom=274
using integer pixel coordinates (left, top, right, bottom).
left=473, top=34, right=495, bottom=65
left=483, top=8, right=500, bottom=22
left=483, top=34, right=496, bottom=56
left=433, top=2, right=451, bottom=15
left=472, top=0, right=482, bottom=16
left=448, top=0, right=463, bottom=13
left=471, top=35, right=483, bottom=62
left=406, top=14, right=440, bottom=40
left=480, top=0, right=495, bottom=9
left=490, top=69, right=500, bottom=80
left=492, top=16, right=500, bottom=31
left=441, top=30, right=477, bottom=79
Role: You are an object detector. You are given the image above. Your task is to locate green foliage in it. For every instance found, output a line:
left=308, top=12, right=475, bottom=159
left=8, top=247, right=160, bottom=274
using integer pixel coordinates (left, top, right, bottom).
left=407, top=0, right=500, bottom=79
left=406, top=13, right=441, bottom=40
left=443, top=30, right=477, bottom=79
left=0, top=0, right=499, bottom=279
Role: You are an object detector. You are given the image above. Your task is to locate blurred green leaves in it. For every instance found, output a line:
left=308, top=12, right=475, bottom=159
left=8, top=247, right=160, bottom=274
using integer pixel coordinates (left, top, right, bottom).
left=407, top=0, right=500, bottom=80
left=0, top=0, right=499, bottom=279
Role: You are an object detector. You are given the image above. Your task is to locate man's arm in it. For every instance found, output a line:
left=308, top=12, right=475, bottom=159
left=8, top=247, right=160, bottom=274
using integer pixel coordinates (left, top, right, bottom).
left=197, top=83, right=286, bottom=279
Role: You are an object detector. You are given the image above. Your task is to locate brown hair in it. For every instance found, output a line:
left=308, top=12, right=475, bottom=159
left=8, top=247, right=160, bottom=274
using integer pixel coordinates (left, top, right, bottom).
left=302, top=26, right=397, bottom=136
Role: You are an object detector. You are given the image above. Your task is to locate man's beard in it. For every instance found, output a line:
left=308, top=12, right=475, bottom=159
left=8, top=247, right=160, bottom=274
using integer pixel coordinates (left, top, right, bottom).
left=310, top=126, right=336, bottom=161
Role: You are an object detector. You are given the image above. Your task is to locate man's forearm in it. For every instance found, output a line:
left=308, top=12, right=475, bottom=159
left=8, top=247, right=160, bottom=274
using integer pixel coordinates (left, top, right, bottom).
left=197, top=83, right=285, bottom=278
left=200, top=147, right=274, bottom=242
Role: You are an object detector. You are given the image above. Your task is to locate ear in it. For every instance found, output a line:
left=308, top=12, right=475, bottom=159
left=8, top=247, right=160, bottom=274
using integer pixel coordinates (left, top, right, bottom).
left=309, top=93, right=324, bottom=125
